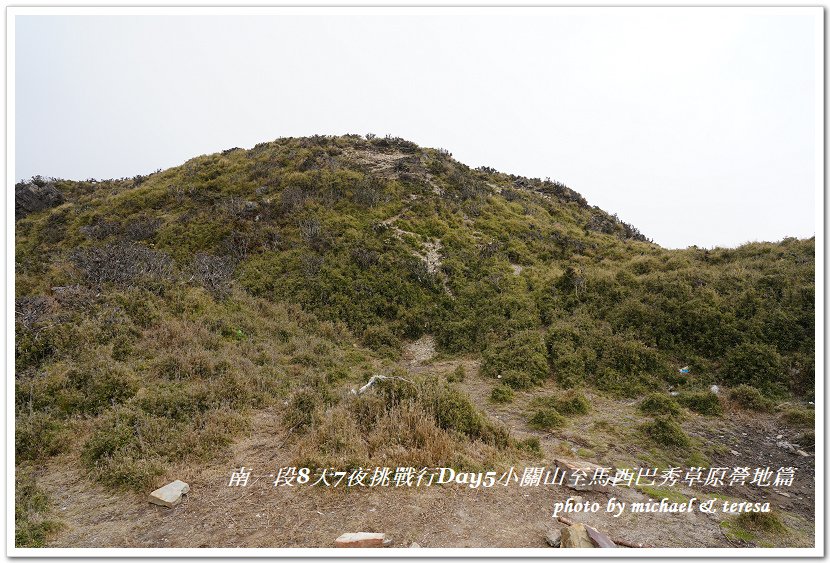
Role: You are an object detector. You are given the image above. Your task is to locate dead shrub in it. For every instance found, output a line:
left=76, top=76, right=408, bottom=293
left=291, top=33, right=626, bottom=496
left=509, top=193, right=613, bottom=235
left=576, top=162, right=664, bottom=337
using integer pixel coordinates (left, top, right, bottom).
left=71, top=242, right=173, bottom=286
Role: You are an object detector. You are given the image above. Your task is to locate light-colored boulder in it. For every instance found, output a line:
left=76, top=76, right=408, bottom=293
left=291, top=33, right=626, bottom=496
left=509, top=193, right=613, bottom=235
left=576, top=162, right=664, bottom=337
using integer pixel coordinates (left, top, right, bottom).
left=334, top=532, right=388, bottom=548
left=560, top=524, right=594, bottom=548
left=148, top=480, right=189, bottom=508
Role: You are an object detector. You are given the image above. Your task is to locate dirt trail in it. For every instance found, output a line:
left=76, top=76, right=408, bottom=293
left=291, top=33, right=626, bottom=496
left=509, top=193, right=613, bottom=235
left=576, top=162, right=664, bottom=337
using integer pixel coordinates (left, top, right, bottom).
left=35, top=343, right=814, bottom=549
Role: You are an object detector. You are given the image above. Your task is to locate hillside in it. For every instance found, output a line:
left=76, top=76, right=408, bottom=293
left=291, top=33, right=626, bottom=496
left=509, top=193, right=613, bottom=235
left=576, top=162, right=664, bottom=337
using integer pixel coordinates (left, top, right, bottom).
left=15, top=134, right=815, bottom=548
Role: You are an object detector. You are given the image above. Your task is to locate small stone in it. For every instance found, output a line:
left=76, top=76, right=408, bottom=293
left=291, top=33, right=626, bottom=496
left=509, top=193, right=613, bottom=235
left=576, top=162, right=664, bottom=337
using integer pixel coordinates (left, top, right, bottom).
left=710, top=385, right=720, bottom=394
left=335, top=532, right=387, bottom=548
left=409, top=542, right=421, bottom=548
left=545, top=529, right=561, bottom=547
left=730, top=449, right=740, bottom=456
left=776, top=434, right=783, bottom=440
left=560, top=523, right=594, bottom=548
left=775, top=490, right=791, bottom=498
left=797, top=450, right=810, bottom=457
left=148, top=480, right=189, bottom=508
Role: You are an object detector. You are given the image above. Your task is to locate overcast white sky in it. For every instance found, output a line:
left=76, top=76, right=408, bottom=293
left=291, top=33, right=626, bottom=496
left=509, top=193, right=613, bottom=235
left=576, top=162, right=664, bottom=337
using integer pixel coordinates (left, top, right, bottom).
left=14, top=9, right=820, bottom=249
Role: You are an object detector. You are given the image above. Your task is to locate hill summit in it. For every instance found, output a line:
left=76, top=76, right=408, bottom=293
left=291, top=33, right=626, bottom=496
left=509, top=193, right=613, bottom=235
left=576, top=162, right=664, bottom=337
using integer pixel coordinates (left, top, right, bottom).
left=15, top=135, right=814, bottom=547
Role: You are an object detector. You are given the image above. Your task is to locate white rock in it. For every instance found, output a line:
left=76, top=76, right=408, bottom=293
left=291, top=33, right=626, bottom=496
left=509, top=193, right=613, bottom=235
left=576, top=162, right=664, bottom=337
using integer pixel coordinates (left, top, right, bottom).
left=148, top=480, right=189, bottom=508
left=710, top=385, right=720, bottom=394
left=335, top=532, right=388, bottom=548
left=797, top=450, right=810, bottom=457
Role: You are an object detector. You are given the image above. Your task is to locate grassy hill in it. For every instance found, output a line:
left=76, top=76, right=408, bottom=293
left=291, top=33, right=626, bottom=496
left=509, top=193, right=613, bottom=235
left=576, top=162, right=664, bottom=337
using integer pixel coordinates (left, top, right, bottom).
left=15, top=134, right=814, bottom=546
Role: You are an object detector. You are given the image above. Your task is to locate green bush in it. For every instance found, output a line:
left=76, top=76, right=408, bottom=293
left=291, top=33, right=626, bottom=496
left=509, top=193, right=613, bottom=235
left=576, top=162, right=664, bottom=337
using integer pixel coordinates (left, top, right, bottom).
left=721, top=343, right=784, bottom=390
left=490, top=385, right=515, bottom=404
left=677, top=391, right=722, bottom=416
left=15, top=412, right=69, bottom=461
left=447, top=364, right=466, bottom=383
left=642, top=416, right=691, bottom=448
left=361, top=325, right=401, bottom=357
left=433, top=386, right=508, bottom=447
left=528, top=408, right=565, bottom=430
left=481, top=330, right=549, bottom=389
left=530, top=389, right=590, bottom=415
left=735, top=511, right=786, bottom=534
left=781, top=407, right=813, bottom=427
left=514, top=436, right=543, bottom=456
left=639, top=393, right=682, bottom=417
left=283, top=388, right=323, bottom=431
left=727, top=385, right=773, bottom=411
left=15, top=471, right=62, bottom=547
left=552, top=389, right=590, bottom=415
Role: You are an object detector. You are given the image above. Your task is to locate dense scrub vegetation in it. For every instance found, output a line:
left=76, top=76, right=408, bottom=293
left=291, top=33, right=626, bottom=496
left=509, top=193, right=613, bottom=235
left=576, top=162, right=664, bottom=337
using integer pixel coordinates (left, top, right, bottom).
left=15, top=134, right=814, bottom=543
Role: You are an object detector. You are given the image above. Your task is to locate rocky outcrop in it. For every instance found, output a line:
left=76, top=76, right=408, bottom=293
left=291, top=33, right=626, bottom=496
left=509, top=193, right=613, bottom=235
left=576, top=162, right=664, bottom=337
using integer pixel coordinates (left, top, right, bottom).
left=15, top=181, right=64, bottom=220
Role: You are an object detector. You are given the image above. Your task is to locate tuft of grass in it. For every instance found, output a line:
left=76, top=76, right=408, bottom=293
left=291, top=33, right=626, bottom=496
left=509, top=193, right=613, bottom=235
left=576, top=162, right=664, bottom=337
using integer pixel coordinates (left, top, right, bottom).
left=637, top=485, right=691, bottom=504
left=781, top=407, right=814, bottom=427
left=490, top=385, right=515, bottom=404
left=298, top=374, right=513, bottom=470
left=529, top=389, right=590, bottom=416
left=15, top=412, right=70, bottom=461
left=15, top=471, right=62, bottom=547
left=639, top=393, right=682, bottom=417
left=447, top=364, right=466, bottom=383
left=514, top=436, right=543, bottom=456
left=722, top=511, right=789, bottom=545
left=677, top=391, right=723, bottom=416
left=528, top=408, right=566, bottom=430
left=283, top=388, right=323, bottom=431
left=727, top=385, right=773, bottom=412
left=642, top=415, right=691, bottom=448
left=736, top=511, right=787, bottom=534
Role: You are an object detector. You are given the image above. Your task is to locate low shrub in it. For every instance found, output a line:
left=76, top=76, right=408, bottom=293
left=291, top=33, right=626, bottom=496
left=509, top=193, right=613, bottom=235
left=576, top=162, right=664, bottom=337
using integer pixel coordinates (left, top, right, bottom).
left=15, top=471, right=62, bottom=547
left=15, top=411, right=69, bottom=461
left=727, top=385, right=773, bottom=411
left=639, top=393, right=682, bottom=417
left=642, top=416, right=690, bottom=448
left=361, top=325, right=401, bottom=357
left=530, top=389, right=590, bottom=416
left=720, top=343, right=784, bottom=390
left=283, top=388, right=323, bottom=431
left=677, top=391, right=722, bottom=416
left=481, top=330, right=549, bottom=389
left=528, top=408, right=565, bottom=430
left=781, top=407, right=814, bottom=427
left=447, top=365, right=466, bottom=383
left=735, top=511, right=787, bottom=534
left=490, top=385, right=515, bottom=404
left=514, top=436, right=543, bottom=456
